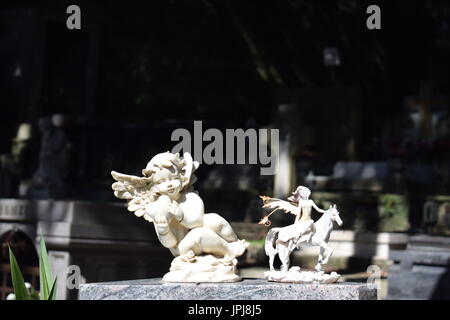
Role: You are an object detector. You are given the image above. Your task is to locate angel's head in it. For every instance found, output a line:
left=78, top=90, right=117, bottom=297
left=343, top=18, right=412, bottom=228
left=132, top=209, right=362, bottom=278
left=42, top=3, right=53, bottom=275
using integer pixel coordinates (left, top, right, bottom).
left=142, top=152, right=199, bottom=198
left=288, top=186, right=311, bottom=203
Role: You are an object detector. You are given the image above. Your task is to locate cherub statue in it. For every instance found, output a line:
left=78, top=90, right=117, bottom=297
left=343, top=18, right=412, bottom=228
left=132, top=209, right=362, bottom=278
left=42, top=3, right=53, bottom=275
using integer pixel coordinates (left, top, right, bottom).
left=258, top=186, right=343, bottom=283
left=111, top=151, right=248, bottom=282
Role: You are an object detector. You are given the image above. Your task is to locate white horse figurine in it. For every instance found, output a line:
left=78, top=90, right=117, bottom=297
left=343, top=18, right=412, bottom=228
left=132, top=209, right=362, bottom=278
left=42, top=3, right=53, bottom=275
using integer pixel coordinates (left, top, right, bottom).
left=265, top=204, right=343, bottom=273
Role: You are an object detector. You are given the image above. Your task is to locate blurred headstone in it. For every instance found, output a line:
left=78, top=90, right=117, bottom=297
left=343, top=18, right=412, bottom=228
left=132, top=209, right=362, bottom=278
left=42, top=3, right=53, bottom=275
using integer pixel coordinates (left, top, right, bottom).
left=388, top=235, right=450, bottom=299
left=423, top=196, right=450, bottom=236
left=330, top=161, right=390, bottom=192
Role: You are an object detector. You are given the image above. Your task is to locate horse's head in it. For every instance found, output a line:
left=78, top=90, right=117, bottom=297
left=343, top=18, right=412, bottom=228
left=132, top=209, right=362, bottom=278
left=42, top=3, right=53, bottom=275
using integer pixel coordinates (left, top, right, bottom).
left=328, top=204, right=343, bottom=227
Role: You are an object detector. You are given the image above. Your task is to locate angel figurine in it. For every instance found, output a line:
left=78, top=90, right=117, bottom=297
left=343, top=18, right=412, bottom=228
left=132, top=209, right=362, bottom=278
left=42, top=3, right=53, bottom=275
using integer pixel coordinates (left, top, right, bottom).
left=111, top=151, right=248, bottom=282
left=259, top=186, right=343, bottom=283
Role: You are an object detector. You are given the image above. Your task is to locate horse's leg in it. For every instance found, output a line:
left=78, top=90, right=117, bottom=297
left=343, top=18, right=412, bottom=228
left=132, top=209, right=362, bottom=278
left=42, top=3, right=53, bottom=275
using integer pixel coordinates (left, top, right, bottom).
left=269, top=254, right=274, bottom=271
left=278, top=242, right=290, bottom=272
left=318, top=246, right=325, bottom=263
left=314, top=246, right=325, bottom=272
left=269, top=249, right=276, bottom=272
left=319, top=241, right=333, bottom=264
left=314, top=241, right=332, bottom=272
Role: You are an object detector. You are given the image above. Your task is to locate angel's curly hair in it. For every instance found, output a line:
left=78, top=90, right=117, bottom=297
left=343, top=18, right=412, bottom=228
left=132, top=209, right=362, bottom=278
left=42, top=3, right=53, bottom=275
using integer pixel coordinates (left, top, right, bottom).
left=142, top=152, right=184, bottom=176
left=142, top=152, right=198, bottom=189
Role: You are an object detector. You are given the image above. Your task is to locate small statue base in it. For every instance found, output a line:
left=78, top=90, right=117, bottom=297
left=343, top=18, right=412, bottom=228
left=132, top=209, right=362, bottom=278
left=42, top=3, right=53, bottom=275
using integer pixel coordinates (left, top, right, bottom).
left=162, top=251, right=242, bottom=283
left=265, top=267, right=340, bottom=284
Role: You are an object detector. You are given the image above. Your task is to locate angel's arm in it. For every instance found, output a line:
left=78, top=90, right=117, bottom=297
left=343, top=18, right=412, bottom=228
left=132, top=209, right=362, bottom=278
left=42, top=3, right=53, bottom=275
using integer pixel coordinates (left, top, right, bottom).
left=169, top=202, right=184, bottom=222
left=311, top=200, right=326, bottom=213
left=177, top=192, right=204, bottom=229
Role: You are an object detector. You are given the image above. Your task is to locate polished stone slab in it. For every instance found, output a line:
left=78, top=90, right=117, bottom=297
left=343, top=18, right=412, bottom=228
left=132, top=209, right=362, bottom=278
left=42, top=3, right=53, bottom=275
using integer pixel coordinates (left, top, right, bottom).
left=79, top=278, right=377, bottom=300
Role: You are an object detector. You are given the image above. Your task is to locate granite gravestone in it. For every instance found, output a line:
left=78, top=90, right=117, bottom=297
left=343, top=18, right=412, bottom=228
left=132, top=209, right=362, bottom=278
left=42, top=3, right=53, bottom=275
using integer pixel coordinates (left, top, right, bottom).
left=79, top=278, right=377, bottom=300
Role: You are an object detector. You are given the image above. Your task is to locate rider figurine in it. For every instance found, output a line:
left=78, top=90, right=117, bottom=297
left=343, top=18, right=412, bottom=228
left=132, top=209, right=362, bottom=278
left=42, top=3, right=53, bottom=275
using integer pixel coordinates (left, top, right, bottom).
left=288, top=186, right=327, bottom=243
left=259, top=186, right=327, bottom=244
left=260, top=186, right=343, bottom=279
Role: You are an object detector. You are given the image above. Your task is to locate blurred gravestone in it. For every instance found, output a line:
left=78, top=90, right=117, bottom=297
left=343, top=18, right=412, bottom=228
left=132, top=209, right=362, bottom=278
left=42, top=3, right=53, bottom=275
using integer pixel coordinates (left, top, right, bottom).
left=388, top=235, right=450, bottom=299
left=331, top=161, right=390, bottom=192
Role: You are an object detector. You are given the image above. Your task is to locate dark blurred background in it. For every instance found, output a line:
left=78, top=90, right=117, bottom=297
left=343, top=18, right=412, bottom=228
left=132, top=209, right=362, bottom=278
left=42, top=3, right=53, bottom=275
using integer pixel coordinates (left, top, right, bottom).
left=1, top=0, right=450, bottom=300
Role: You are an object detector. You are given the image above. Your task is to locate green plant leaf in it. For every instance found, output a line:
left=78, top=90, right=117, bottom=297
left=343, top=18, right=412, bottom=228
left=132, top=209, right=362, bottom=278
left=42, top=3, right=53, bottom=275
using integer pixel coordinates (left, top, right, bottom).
left=38, top=235, right=55, bottom=300
left=8, top=247, right=31, bottom=300
left=47, top=277, right=57, bottom=300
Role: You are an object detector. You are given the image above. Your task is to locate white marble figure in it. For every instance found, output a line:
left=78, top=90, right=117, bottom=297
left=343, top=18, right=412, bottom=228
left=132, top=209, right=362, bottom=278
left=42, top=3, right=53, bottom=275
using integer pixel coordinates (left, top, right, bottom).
left=259, top=186, right=343, bottom=283
left=111, top=151, right=249, bottom=282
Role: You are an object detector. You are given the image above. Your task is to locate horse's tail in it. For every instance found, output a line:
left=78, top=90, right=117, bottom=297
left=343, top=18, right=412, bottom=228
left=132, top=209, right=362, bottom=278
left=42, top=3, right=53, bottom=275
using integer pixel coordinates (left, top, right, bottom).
left=265, top=228, right=280, bottom=256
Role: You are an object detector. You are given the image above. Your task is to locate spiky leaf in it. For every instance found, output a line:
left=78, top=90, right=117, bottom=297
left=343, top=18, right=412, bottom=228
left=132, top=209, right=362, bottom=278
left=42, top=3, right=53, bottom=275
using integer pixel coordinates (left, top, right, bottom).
left=38, top=236, right=56, bottom=299
left=47, top=277, right=57, bottom=300
left=8, top=247, right=31, bottom=300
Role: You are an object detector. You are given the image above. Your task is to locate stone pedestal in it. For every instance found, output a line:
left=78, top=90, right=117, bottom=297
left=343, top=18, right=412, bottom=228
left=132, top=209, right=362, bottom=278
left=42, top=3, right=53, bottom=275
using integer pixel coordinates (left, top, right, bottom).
left=79, top=278, right=377, bottom=300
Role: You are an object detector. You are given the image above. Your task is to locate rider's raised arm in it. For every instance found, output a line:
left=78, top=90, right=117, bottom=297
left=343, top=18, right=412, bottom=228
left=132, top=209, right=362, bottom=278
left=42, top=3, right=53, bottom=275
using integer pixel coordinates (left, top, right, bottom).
left=311, top=200, right=326, bottom=213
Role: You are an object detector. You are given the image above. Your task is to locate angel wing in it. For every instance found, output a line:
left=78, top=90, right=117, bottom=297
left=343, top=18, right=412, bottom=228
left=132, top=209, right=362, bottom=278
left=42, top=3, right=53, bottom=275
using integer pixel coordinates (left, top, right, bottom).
left=260, top=195, right=299, bottom=215
left=111, top=171, right=154, bottom=221
left=258, top=195, right=299, bottom=226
